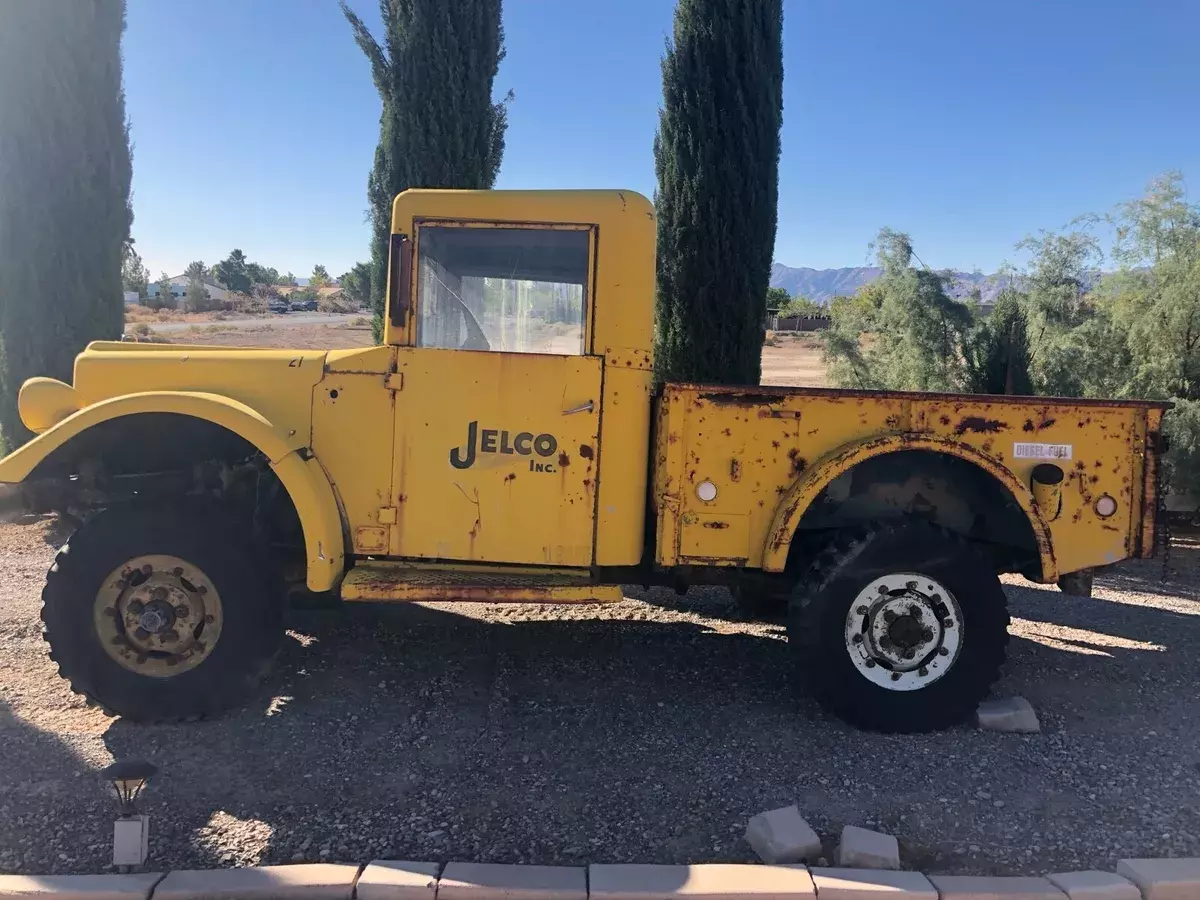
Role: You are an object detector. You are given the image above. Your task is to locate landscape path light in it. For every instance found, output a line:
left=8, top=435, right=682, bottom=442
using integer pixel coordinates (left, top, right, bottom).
left=100, top=758, right=157, bottom=868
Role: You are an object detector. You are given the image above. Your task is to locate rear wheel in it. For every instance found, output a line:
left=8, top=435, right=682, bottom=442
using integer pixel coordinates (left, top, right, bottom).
left=788, top=520, right=1009, bottom=732
left=42, top=504, right=285, bottom=722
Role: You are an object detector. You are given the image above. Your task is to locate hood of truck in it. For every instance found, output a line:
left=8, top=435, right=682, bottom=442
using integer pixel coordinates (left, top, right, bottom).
left=19, top=341, right=329, bottom=441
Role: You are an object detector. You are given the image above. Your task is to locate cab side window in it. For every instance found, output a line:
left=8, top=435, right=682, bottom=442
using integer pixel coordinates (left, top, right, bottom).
left=415, top=226, right=590, bottom=355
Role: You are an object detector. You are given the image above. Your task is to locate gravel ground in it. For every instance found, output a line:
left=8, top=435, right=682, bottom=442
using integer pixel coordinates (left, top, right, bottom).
left=2, top=513, right=1199, bottom=877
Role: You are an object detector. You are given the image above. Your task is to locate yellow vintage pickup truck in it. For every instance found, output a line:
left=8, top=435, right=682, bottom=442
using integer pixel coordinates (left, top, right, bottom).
left=0, top=189, right=1168, bottom=732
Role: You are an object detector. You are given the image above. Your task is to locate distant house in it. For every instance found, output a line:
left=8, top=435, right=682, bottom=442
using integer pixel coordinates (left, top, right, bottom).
left=146, top=275, right=230, bottom=305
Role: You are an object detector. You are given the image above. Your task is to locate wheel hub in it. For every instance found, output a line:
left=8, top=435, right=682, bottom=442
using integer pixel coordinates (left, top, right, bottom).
left=94, top=554, right=223, bottom=678
left=844, top=573, right=963, bottom=691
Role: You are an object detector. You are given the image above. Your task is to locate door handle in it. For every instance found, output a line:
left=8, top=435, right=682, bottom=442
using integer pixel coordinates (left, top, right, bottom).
left=563, top=400, right=594, bottom=415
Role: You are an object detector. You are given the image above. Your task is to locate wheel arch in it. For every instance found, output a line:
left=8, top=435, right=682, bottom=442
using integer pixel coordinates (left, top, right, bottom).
left=762, top=434, right=1057, bottom=582
left=0, top=391, right=344, bottom=591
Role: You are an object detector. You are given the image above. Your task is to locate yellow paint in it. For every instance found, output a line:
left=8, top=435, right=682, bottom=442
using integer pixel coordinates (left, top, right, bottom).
left=0, top=391, right=344, bottom=590
left=387, top=189, right=657, bottom=567
left=653, top=384, right=1164, bottom=583
left=391, top=346, right=602, bottom=566
left=341, top=561, right=623, bottom=602
left=17, top=378, right=81, bottom=433
left=0, top=189, right=1166, bottom=597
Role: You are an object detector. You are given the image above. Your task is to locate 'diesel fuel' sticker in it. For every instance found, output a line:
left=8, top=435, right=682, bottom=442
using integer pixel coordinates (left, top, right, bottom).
left=1013, top=442, right=1073, bottom=460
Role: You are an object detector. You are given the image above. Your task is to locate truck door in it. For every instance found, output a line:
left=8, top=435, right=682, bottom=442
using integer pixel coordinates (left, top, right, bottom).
left=390, top=222, right=602, bottom=567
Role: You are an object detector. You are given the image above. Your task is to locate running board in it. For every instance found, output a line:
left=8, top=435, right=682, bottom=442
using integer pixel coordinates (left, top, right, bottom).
left=340, top=562, right=623, bottom=603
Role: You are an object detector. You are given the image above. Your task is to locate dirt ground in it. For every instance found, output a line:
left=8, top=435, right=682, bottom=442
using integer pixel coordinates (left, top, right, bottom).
left=151, top=321, right=832, bottom=386
left=2, top=512, right=1200, bottom=877
left=158, top=322, right=376, bottom=351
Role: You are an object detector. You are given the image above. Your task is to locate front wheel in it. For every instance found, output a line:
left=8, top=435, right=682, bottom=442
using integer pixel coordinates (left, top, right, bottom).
left=42, top=504, right=285, bottom=722
left=788, top=521, right=1009, bottom=732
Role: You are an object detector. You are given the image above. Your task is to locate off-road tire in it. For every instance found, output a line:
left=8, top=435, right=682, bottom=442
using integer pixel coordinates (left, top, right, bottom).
left=788, top=520, right=1009, bottom=732
left=42, top=504, right=285, bottom=722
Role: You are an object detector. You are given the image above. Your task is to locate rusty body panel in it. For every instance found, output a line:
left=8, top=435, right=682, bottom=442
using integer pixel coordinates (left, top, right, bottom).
left=653, top=383, right=1170, bottom=583
left=341, top=562, right=623, bottom=603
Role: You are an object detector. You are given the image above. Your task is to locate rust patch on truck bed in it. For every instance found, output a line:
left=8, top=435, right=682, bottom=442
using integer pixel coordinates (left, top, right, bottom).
left=955, top=416, right=1007, bottom=435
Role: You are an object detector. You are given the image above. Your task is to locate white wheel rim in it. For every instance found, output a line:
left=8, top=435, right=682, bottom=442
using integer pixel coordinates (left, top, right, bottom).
left=843, top=572, right=963, bottom=692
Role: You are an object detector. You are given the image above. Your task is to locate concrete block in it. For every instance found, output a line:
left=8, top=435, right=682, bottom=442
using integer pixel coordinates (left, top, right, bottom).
left=1116, top=858, right=1200, bottom=900
left=745, top=806, right=823, bottom=864
left=356, top=861, right=441, bottom=900
left=928, top=875, right=1066, bottom=900
left=437, top=863, right=586, bottom=900
left=588, top=863, right=815, bottom=899
left=0, top=874, right=163, bottom=899
left=976, top=697, right=1040, bottom=733
left=811, top=867, right=937, bottom=900
left=835, top=826, right=900, bottom=870
left=1045, top=872, right=1140, bottom=900
left=153, top=863, right=359, bottom=899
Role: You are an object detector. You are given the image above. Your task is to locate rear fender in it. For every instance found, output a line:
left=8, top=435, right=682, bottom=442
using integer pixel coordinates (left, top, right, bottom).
left=0, top=390, right=344, bottom=592
left=761, top=433, right=1057, bottom=582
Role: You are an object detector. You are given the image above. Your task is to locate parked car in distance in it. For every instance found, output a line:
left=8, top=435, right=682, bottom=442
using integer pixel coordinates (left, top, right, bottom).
left=267, top=298, right=290, bottom=314
left=291, top=298, right=319, bottom=312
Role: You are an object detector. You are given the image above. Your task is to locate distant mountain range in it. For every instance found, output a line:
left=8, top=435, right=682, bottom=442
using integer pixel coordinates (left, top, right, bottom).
left=769, top=263, right=1020, bottom=305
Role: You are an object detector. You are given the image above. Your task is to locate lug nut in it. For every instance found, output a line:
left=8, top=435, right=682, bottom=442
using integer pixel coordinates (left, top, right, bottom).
left=883, top=610, right=897, bottom=623
left=173, top=567, right=184, bottom=576
left=909, top=606, right=922, bottom=619
left=918, top=666, right=929, bottom=676
left=891, top=672, right=901, bottom=681
left=141, top=564, right=153, bottom=575
left=939, top=647, right=949, bottom=656
left=134, top=627, right=150, bottom=640
left=943, top=619, right=954, bottom=628
left=128, top=600, right=144, bottom=614
left=922, top=629, right=934, bottom=641
left=903, top=648, right=915, bottom=659
left=175, top=605, right=190, bottom=619
left=856, top=605, right=868, bottom=614
left=852, top=634, right=863, bottom=644
left=865, top=659, right=877, bottom=668
left=198, top=585, right=208, bottom=596
left=152, top=586, right=168, bottom=601
left=161, top=629, right=179, bottom=644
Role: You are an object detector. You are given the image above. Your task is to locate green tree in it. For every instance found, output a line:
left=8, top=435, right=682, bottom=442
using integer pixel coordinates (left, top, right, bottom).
left=310, top=264, right=331, bottom=289
left=341, top=0, right=509, bottom=342
left=279, top=272, right=298, bottom=287
left=962, top=288, right=1032, bottom=395
left=765, top=286, right=791, bottom=313
left=340, top=261, right=372, bottom=308
left=779, top=297, right=823, bottom=318
left=149, top=272, right=177, bottom=311
left=184, top=260, right=207, bottom=280
left=825, top=229, right=973, bottom=392
left=653, top=0, right=783, bottom=385
left=213, top=248, right=251, bottom=293
left=246, top=262, right=280, bottom=287
left=122, top=245, right=150, bottom=300
left=184, top=274, right=210, bottom=312
left=0, top=0, right=132, bottom=448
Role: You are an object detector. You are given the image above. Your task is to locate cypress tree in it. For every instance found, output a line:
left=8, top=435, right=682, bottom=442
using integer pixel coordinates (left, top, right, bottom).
left=654, top=0, right=784, bottom=385
left=341, top=0, right=509, bottom=342
left=0, top=0, right=132, bottom=449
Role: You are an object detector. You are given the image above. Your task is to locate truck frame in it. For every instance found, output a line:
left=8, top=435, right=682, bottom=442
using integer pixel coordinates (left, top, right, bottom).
left=0, top=189, right=1169, bottom=732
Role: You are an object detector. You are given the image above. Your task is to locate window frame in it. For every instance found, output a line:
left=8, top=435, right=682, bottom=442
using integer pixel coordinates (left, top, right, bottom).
left=409, top=219, right=597, bottom=357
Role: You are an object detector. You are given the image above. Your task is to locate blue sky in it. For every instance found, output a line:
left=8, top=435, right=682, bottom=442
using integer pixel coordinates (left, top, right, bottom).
left=124, top=0, right=1199, bottom=279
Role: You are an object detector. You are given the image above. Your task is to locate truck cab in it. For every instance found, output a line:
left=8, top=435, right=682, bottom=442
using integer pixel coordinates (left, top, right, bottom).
left=0, top=189, right=1169, bottom=732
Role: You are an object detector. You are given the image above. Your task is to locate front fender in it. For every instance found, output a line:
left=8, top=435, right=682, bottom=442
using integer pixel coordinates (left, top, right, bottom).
left=0, top=390, right=344, bottom=592
left=761, top=433, right=1058, bottom=582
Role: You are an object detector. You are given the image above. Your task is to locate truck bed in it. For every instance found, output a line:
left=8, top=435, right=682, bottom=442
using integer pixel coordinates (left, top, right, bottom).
left=651, top=383, right=1169, bottom=581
